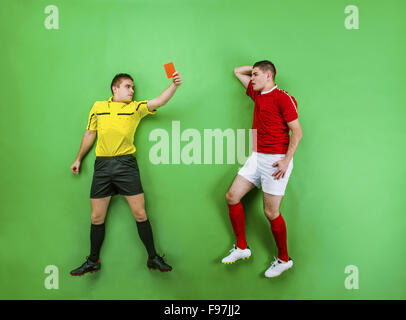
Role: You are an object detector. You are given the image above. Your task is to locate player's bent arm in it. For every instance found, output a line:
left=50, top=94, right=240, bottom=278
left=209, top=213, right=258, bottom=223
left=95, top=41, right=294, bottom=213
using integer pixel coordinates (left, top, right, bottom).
left=71, top=130, right=96, bottom=174
left=147, top=72, right=183, bottom=112
left=234, top=65, right=252, bottom=89
left=284, top=119, right=303, bottom=162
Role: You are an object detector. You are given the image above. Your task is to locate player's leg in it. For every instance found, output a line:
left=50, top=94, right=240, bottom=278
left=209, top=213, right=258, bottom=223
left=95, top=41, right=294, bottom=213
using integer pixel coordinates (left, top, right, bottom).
left=263, top=193, right=288, bottom=260
left=262, top=193, right=293, bottom=278
left=70, top=196, right=111, bottom=276
left=125, top=193, right=172, bottom=272
left=260, top=154, right=294, bottom=277
left=225, top=174, right=256, bottom=248
left=226, top=174, right=256, bottom=205
left=222, top=174, right=256, bottom=264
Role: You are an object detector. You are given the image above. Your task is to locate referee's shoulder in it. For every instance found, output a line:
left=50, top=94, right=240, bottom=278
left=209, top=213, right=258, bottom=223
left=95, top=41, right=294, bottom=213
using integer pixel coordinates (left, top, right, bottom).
left=93, top=100, right=109, bottom=106
left=88, top=100, right=109, bottom=113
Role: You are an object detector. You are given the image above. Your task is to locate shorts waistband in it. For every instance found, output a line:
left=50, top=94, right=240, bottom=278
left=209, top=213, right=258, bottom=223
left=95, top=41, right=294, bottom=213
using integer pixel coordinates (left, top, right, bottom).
left=252, top=152, right=286, bottom=157
left=96, top=154, right=135, bottom=160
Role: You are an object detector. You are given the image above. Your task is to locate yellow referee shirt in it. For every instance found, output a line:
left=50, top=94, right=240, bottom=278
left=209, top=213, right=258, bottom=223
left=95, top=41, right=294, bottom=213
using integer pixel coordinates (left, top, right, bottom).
left=86, top=97, right=155, bottom=156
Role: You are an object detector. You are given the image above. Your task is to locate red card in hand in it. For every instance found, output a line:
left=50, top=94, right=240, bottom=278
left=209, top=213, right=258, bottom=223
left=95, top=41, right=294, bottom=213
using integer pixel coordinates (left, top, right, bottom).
left=164, top=62, right=176, bottom=78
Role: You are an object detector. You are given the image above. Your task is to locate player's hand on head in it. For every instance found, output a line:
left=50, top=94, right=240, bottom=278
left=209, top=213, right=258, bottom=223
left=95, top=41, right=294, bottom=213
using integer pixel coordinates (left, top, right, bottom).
left=172, top=72, right=182, bottom=87
left=71, top=160, right=81, bottom=174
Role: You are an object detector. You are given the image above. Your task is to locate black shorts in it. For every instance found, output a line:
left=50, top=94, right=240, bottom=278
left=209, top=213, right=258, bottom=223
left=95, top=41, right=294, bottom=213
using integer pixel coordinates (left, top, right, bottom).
left=90, top=154, right=144, bottom=198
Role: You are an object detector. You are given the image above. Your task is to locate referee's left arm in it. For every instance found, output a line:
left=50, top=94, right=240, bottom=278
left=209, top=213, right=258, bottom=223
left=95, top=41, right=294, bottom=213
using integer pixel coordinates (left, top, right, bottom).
left=147, top=72, right=182, bottom=112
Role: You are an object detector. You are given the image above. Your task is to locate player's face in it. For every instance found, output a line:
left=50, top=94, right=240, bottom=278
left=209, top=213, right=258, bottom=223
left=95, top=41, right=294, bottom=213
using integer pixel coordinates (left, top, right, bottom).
left=113, top=79, right=134, bottom=102
left=251, top=67, right=270, bottom=91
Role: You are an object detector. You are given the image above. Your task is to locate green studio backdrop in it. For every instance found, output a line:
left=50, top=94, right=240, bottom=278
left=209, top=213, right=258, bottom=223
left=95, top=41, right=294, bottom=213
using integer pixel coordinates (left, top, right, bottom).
left=1, top=0, right=405, bottom=299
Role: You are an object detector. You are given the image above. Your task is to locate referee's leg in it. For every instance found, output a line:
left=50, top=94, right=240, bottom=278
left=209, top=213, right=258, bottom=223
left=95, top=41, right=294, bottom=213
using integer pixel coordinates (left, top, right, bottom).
left=70, top=196, right=110, bottom=276
left=125, top=193, right=172, bottom=271
left=125, top=194, right=155, bottom=258
left=89, top=196, right=111, bottom=262
left=91, top=196, right=111, bottom=224
left=125, top=193, right=147, bottom=222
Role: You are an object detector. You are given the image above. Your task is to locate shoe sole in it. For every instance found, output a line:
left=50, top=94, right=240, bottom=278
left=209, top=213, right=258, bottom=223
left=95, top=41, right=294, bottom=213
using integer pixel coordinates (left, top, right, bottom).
left=148, top=266, right=172, bottom=272
left=222, top=255, right=251, bottom=264
left=71, top=269, right=99, bottom=277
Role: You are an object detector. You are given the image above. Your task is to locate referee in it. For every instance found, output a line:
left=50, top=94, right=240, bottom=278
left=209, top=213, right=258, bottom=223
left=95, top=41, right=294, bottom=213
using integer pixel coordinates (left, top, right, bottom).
left=70, top=71, right=182, bottom=276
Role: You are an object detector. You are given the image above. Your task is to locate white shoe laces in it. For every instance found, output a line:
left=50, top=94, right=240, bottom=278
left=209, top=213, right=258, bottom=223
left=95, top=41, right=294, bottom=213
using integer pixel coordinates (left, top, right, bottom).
left=270, top=256, right=280, bottom=269
left=229, top=245, right=237, bottom=253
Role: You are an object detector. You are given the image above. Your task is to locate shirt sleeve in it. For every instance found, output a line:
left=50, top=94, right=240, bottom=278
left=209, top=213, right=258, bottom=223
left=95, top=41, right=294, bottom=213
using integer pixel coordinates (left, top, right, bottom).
left=246, top=80, right=259, bottom=101
left=279, top=92, right=298, bottom=123
left=86, top=103, right=98, bottom=131
left=136, top=100, right=155, bottom=119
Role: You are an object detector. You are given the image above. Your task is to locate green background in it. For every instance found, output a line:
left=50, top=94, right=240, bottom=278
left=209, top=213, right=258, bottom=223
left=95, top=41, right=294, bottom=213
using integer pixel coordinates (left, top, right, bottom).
left=1, top=0, right=405, bottom=300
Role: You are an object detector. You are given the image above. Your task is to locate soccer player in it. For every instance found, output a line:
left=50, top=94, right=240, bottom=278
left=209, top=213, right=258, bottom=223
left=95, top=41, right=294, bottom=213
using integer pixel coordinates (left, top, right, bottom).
left=70, top=71, right=182, bottom=276
left=222, top=61, right=302, bottom=278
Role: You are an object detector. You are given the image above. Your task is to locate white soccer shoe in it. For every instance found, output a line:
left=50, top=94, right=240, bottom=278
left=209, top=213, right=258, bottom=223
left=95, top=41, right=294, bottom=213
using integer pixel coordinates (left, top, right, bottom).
left=221, top=245, right=251, bottom=264
left=264, top=256, right=293, bottom=278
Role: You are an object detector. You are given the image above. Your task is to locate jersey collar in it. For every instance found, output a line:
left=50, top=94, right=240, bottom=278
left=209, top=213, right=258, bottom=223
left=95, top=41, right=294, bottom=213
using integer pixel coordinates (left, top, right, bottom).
left=108, top=96, right=131, bottom=106
left=261, top=85, right=278, bottom=95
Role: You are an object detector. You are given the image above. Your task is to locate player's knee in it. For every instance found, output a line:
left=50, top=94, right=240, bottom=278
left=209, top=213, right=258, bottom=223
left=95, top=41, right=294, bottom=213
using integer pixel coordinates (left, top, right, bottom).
left=264, top=209, right=279, bottom=221
left=225, top=190, right=240, bottom=205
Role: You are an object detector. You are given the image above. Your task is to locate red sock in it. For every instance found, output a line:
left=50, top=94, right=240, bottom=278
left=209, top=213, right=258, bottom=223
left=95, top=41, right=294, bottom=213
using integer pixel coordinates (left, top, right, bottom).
left=228, top=202, right=247, bottom=249
left=269, top=213, right=289, bottom=262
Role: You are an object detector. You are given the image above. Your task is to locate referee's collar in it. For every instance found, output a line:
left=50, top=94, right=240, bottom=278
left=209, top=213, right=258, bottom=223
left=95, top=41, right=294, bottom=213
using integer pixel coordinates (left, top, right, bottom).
left=108, top=96, right=131, bottom=104
left=261, top=85, right=278, bottom=95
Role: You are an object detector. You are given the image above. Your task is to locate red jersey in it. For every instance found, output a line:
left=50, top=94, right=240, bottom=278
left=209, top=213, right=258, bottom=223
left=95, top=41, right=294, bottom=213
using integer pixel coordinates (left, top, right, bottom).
left=246, top=80, right=298, bottom=154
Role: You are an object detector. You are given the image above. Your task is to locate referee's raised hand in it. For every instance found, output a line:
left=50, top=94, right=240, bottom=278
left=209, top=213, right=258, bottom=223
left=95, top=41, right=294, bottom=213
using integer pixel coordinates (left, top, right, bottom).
left=172, top=72, right=182, bottom=87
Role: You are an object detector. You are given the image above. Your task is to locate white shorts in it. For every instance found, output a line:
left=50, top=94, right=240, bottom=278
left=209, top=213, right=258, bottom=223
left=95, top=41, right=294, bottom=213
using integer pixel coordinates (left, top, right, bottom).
left=238, top=152, right=293, bottom=196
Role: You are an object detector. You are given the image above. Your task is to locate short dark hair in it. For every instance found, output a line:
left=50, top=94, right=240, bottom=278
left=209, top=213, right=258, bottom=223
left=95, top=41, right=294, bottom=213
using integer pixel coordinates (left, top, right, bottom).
left=111, top=73, right=134, bottom=94
left=253, top=60, right=277, bottom=80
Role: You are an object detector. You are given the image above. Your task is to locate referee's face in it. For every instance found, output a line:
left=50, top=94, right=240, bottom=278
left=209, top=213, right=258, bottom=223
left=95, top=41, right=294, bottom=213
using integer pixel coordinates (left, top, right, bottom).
left=113, top=79, right=135, bottom=102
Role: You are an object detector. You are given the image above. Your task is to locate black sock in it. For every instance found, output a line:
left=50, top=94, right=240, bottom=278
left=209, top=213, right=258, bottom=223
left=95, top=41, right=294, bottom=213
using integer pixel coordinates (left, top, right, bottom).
left=136, top=219, right=157, bottom=259
left=89, top=223, right=105, bottom=262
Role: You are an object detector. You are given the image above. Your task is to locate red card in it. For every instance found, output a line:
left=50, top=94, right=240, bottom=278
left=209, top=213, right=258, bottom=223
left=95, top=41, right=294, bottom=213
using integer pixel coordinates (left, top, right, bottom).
left=164, top=62, right=176, bottom=78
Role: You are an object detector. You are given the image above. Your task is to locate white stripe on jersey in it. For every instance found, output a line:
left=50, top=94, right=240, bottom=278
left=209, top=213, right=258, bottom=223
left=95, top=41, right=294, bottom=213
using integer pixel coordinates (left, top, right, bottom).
left=279, top=89, right=298, bottom=114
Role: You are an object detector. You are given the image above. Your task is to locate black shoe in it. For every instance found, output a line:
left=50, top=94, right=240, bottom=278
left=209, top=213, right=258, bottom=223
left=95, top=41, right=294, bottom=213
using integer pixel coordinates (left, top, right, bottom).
left=147, top=255, right=172, bottom=272
left=70, top=257, right=101, bottom=276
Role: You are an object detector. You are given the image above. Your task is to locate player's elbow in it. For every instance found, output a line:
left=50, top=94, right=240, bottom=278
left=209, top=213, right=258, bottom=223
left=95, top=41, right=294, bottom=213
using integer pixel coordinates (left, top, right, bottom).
left=290, top=126, right=302, bottom=141
left=295, top=128, right=303, bottom=141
